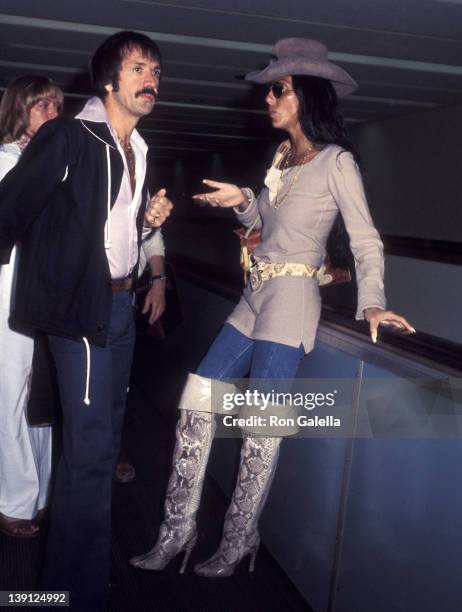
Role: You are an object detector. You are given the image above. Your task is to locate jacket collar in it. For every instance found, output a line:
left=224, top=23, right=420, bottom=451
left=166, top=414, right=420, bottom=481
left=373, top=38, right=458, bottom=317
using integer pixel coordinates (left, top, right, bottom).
left=75, top=96, right=147, bottom=154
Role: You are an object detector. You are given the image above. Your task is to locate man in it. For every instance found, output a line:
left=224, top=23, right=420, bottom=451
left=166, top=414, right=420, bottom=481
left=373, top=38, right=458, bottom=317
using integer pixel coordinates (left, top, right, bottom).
left=0, top=31, right=172, bottom=610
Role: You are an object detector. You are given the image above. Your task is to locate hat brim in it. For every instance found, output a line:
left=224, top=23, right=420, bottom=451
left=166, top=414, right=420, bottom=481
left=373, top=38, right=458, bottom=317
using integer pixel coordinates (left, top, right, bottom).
left=245, top=58, right=357, bottom=98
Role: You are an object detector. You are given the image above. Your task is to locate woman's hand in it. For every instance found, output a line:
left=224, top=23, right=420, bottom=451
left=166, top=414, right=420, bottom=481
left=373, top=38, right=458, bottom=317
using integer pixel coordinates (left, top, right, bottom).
left=364, top=307, right=416, bottom=344
left=192, top=179, right=249, bottom=210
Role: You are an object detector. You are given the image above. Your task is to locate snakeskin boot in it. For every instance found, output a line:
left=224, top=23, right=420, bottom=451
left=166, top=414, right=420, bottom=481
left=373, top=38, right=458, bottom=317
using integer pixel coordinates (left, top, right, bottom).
left=194, top=435, right=281, bottom=577
left=130, top=410, right=215, bottom=573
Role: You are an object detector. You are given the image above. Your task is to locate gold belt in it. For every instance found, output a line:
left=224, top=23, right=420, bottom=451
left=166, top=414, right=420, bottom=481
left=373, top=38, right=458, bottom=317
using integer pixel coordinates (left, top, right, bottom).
left=248, top=261, right=318, bottom=291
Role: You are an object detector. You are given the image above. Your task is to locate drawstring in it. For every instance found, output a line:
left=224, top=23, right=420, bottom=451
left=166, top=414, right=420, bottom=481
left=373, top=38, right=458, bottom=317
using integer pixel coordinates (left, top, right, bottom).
left=104, top=144, right=112, bottom=249
left=82, top=337, right=91, bottom=406
left=78, top=122, right=114, bottom=249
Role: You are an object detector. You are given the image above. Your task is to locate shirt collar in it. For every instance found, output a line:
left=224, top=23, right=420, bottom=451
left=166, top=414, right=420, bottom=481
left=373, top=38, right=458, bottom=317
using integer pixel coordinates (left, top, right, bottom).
left=76, top=96, right=148, bottom=155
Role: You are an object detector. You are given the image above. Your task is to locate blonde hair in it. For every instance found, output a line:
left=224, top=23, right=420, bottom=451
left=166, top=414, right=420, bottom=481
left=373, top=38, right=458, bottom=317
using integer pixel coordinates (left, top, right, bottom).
left=0, top=75, right=63, bottom=144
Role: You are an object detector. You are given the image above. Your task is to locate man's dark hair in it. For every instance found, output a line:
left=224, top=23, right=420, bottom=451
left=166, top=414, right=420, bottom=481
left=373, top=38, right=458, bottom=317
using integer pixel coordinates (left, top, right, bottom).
left=89, top=30, right=162, bottom=98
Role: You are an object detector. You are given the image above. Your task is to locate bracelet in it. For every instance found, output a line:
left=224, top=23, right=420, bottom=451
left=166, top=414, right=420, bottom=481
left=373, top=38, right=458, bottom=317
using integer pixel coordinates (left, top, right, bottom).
left=241, top=187, right=253, bottom=208
left=235, top=187, right=253, bottom=213
left=151, top=274, right=166, bottom=283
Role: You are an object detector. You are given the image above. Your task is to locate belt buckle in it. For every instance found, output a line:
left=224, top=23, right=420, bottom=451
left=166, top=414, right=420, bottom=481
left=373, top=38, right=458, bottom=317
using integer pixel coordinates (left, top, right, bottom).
left=249, top=266, right=262, bottom=291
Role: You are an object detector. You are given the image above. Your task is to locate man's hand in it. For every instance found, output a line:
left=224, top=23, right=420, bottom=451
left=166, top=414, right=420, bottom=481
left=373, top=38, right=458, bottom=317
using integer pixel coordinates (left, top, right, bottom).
left=145, top=188, right=173, bottom=228
left=142, top=279, right=166, bottom=324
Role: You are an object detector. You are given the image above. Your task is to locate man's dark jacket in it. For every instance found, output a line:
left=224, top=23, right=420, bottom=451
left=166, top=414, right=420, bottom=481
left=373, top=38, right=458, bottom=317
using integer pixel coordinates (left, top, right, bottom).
left=0, top=116, right=148, bottom=347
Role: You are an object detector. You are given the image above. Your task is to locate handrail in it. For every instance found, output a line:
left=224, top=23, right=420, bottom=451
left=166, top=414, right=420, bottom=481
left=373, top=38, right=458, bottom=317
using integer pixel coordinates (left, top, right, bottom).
left=382, top=235, right=462, bottom=265
left=169, top=213, right=462, bottom=266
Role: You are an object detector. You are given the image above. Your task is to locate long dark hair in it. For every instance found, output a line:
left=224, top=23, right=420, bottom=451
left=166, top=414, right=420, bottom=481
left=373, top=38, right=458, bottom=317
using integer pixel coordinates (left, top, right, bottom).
left=292, top=74, right=358, bottom=268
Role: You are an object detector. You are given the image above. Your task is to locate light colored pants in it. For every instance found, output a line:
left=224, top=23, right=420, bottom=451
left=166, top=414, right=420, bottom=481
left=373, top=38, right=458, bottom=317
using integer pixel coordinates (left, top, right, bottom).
left=0, top=248, right=51, bottom=519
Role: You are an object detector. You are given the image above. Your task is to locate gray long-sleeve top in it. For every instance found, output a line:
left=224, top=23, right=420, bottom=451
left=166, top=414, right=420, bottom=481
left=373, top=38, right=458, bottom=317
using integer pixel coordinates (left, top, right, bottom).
left=226, top=144, right=385, bottom=351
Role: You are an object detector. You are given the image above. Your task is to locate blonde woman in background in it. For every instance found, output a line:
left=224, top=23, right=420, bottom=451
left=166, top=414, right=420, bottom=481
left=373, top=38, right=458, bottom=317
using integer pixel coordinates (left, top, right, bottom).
left=0, top=76, right=62, bottom=537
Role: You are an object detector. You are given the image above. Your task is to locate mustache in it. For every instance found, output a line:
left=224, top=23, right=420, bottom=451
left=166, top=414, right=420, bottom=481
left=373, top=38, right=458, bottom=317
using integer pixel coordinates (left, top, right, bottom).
left=135, top=87, right=157, bottom=99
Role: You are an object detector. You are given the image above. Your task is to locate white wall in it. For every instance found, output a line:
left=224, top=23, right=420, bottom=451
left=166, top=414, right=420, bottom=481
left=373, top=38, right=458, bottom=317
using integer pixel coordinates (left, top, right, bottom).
left=354, top=104, right=462, bottom=242
left=384, top=254, right=462, bottom=343
left=353, top=104, right=462, bottom=343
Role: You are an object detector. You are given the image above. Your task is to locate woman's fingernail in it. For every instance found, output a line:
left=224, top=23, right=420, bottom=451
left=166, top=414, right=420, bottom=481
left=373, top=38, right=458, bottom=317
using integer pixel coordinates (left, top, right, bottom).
left=410, top=327, right=416, bottom=333
left=202, top=179, right=208, bottom=183
left=371, top=332, right=377, bottom=343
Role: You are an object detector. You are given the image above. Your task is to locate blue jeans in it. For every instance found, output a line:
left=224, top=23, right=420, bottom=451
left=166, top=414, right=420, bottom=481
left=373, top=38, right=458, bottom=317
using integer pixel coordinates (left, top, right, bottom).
left=40, top=291, right=135, bottom=611
left=197, top=323, right=304, bottom=389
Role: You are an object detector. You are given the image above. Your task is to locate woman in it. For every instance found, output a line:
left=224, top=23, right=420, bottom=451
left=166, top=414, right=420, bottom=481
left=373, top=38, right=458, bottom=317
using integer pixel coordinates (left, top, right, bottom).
left=130, top=38, right=414, bottom=576
left=0, top=76, right=63, bottom=537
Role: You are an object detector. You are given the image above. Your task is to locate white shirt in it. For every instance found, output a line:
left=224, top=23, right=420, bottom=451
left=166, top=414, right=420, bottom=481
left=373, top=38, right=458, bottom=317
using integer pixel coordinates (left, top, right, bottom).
left=76, top=97, right=151, bottom=279
left=0, top=142, right=22, bottom=311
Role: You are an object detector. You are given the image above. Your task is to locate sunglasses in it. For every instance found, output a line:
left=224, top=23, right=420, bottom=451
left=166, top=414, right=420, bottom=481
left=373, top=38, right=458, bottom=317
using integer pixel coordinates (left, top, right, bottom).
left=269, top=83, right=295, bottom=99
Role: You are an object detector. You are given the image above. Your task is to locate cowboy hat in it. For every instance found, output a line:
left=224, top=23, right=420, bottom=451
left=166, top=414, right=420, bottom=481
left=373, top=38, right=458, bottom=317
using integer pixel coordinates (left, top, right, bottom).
left=245, top=38, right=357, bottom=97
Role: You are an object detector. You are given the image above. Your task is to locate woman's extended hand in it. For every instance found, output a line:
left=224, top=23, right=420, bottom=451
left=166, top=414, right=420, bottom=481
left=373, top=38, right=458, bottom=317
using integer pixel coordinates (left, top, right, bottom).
left=364, top=307, right=416, bottom=344
left=192, top=179, right=249, bottom=210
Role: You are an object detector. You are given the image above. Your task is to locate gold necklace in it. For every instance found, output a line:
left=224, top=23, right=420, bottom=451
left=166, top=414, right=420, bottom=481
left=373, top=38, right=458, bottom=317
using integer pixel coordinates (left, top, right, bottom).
left=119, top=139, right=132, bottom=153
left=273, top=146, right=316, bottom=209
